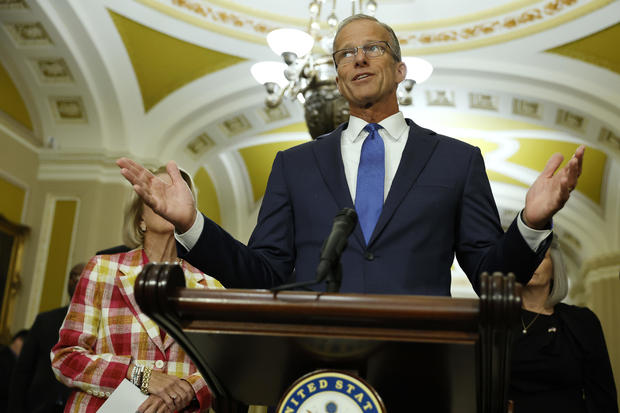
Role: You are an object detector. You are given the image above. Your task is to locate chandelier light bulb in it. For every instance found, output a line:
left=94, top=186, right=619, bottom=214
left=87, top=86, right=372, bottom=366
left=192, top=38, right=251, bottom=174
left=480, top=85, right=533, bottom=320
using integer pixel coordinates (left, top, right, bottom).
left=267, top=28, right=315, bottom=57
left=251, top=61, right=289, bottom=88
left=327, top=13, right=338, bottom=29
left=366, top=0, right=377, bottom=15
left=402, top=56, right=434, bottom=84
left=309, top=1, right=320, bottom=15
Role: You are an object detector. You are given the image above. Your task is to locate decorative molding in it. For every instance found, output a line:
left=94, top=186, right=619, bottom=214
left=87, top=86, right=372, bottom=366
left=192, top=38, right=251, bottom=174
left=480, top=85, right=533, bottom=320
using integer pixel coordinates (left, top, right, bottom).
left=169, top=0, right=277, bottom=34
left=37, top=151, right=160, bottom=182
left=598, top=127, right=620, bottom=151
left=0, top=0, right=28, bottom=10
left=555, top=108, right=586, bottom=132
left=469, top=93, right=499, bottom=111
left=32, top=58, right=73, bottom=84
left=5, top=22, right=53, bottom=46
left=49, top=97, right=87, bottom=123
left=259, top=105, right=290, bottom=123
left=138, top=0, right=611, bottom=53
left=186, top=132, right=215, bottom=156
left=426, top=90, right=456, bottom=107
left=136, top=0, right=278, bottom=44
left=219, top=114, right=252, bottom=137
left=398, top=0, right=584, bottom=47
left=512, top=98, right=542, bottom=119
left=580, top=251, right=620, bottom=278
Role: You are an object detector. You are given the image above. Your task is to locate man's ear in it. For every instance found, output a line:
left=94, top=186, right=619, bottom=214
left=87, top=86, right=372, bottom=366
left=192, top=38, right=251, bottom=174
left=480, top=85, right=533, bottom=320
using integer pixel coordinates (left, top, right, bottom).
left=396, top=61, right=407, bottom=83
left=335, top=75, right=342, bottom=93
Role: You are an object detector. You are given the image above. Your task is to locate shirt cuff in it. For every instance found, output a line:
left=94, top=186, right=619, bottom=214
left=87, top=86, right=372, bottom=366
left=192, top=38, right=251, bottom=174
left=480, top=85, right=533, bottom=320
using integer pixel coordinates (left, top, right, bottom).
left=517, top=210, right=552, bottom=252
left=174, top=211, right=204, bottom=251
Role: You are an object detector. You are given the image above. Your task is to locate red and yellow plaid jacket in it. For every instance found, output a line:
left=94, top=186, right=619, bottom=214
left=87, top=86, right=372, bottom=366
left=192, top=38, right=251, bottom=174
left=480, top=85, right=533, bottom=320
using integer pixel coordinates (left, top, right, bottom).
left=51, top=249, right=224, bottom=412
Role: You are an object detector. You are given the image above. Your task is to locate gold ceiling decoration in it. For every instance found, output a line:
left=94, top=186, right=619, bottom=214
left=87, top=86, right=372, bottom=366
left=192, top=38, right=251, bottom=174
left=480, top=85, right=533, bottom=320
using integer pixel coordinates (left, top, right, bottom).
left=194, top=167, right=221, bottom=226
left=109, top=10, right=246, bottom=112
left=547, top=22, right=620, bottom=75
left=0, top=61, right=32, bottom=130
left=508, top=139, right=606, bottom=204
left=239, top=141, right=307, bottom=203
left=137, top=0, right=613, bottom=53
left=135, top=0, right=279, bottom=44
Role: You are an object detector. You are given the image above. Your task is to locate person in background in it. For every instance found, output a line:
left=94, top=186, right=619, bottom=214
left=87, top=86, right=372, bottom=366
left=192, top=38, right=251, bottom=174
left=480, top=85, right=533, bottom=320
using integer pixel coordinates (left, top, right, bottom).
left=0, top=328, right=28, bottom=413
left=8, top=262, right=85, bottom=413
left=51, top=166, right=223, bottom=413
left=509, top=236, right=618, bottom=413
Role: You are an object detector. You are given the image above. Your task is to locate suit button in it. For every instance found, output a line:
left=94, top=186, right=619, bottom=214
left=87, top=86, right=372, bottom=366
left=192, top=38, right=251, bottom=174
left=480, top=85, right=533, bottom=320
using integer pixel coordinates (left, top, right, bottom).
left=155, top=360, right=165, bottom=369
left=364, top=251, right=374, bottom=261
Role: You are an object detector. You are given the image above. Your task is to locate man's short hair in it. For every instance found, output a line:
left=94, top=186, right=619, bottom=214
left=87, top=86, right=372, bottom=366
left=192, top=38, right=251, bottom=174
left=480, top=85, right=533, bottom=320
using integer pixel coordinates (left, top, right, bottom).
left=11, top=329, right=28, bottom=343
left=332, top=14, right=401, bottom=62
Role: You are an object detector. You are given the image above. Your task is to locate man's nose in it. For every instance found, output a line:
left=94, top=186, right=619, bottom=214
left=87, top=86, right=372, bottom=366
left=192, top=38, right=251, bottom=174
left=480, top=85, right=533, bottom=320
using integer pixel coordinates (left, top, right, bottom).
left=353, top=48, right=368, bottom=66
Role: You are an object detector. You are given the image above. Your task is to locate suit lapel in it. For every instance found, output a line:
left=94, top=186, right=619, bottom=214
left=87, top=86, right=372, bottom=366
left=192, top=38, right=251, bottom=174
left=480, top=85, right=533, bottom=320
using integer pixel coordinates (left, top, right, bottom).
left=369, top=119, right=439, bottom=245
left=116, top=249, right=166, bottom=352
left=312, top=123, right=366, bottom=246
left=313, top=123, right=352, bottom=208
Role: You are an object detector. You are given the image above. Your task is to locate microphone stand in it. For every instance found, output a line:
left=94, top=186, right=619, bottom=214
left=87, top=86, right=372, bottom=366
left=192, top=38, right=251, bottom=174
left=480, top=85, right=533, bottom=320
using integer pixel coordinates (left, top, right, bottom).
left=325, top=262, right=342, bottom=293
left=271, top=207, right=356, bottom=293
left=269, top=260, right=343, bottom=293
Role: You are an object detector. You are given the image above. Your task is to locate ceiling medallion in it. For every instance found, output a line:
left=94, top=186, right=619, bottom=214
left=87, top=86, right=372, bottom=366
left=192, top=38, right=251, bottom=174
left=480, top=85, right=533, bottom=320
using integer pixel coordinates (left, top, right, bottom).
left=6, top=22, right=53, bottom=45
left=50, top=97, right=87, bottom=123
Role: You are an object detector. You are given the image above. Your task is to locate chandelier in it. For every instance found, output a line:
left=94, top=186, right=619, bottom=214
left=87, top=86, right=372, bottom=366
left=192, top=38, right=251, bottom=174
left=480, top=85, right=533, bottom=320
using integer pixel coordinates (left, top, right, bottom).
left=251, top=1, right=433, bottom=138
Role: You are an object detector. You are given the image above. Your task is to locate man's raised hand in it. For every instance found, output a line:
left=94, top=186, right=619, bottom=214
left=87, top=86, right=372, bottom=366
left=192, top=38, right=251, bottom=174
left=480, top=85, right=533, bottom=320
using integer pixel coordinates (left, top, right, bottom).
left=523, top=145, right=585, bottom=229
left=116, top=158, right=196, bottom=233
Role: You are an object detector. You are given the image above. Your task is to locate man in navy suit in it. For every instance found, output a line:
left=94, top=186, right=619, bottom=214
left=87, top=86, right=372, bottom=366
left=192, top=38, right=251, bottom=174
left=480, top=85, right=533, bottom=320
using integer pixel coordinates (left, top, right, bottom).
left=7, top=262, right=84, bottom=413
left=117, top=15, right=584, bottom=295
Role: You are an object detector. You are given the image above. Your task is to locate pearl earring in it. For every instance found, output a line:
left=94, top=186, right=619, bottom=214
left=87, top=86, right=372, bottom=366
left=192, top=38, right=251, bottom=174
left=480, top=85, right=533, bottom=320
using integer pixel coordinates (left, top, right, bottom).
left=140, top=222, right=146, bottom=232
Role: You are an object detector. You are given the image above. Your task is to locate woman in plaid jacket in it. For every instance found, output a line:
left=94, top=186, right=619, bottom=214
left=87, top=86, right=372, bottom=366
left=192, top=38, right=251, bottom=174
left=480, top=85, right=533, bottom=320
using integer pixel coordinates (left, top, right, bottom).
left=52, top=166, right=223, bottom=413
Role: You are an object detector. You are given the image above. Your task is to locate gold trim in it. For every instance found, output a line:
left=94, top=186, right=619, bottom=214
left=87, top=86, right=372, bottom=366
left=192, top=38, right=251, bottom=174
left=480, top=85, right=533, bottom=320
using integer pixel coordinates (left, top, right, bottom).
left=136, top=0, right=613, bottom=53
left=394, top=0, right=541, bottom=30
left=134, top=0, right=274, bottom=44
left=205, top=0, right=308, bottom=25
left=401, top=0, right=614, bottom=54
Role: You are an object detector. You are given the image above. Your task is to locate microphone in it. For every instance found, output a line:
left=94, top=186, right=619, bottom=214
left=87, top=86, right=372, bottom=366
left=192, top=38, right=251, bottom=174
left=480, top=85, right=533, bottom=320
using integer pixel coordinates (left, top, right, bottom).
left=316, top=208, right=358, bottom=292
left=270, top=207, right=357, bottom=293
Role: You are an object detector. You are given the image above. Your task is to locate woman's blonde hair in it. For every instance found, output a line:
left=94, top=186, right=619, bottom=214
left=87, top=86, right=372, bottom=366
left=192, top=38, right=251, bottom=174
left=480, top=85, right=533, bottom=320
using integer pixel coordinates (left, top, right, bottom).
left=122, top=166, right=196, bottom=248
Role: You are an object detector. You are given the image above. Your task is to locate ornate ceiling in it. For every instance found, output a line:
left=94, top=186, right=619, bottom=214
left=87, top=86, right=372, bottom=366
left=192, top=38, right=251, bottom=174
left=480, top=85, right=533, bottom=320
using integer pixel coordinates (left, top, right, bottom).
left=1, top=0, right=619, bottom=297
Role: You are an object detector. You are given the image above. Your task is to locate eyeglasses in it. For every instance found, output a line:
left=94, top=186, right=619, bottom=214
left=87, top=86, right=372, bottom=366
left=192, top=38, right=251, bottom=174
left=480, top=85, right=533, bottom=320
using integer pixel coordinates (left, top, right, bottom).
left=332, top=41, right=395, bottom=67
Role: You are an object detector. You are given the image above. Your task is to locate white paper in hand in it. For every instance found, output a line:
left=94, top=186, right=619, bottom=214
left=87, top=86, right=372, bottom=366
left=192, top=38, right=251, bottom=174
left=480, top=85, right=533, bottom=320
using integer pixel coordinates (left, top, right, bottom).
left=97, top=379, right=148, bottom=412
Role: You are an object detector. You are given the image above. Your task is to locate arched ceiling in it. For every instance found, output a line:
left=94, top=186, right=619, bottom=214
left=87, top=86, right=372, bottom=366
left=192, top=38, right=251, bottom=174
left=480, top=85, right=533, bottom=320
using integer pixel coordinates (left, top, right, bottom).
left=1, top=0, right=619, bottom=297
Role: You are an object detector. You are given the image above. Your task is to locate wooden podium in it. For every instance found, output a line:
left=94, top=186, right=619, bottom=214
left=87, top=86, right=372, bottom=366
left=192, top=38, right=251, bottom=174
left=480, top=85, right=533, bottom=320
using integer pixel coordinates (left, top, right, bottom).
left=135, top=264, right=521, bottom=413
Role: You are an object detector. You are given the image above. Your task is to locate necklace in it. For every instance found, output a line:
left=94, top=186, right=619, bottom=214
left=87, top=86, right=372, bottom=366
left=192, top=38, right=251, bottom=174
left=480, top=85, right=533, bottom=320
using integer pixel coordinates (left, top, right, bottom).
left=521, top=312, right=541, bottom=334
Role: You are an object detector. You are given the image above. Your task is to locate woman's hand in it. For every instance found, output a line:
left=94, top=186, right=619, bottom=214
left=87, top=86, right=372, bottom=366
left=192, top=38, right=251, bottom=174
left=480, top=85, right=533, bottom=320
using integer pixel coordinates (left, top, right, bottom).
left=146, top=370, right=196, bottom=412
left=137, top=394, right=174, bottom=413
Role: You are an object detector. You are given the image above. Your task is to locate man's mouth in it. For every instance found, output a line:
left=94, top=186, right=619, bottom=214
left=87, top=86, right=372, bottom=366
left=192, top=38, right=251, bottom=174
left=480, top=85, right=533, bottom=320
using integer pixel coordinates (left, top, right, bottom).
left=353, top=73, right=372, bottom=81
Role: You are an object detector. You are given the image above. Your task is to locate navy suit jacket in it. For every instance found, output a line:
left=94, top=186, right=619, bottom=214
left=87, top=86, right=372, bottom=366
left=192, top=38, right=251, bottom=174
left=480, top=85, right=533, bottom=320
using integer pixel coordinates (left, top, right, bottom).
left=8, top=306, right=72, bottom=413
left=182, top=119, right=548, bottom=295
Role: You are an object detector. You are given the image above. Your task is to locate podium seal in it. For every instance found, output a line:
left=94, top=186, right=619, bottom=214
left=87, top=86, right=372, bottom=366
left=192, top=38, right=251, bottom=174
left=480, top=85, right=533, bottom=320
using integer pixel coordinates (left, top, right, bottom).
left=276, top=370, right=385, bottom=413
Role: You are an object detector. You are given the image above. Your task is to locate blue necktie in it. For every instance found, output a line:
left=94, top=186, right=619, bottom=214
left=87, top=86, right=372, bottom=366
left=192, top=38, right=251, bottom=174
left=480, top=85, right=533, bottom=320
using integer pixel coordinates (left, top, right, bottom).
left=355, top=123, right=384, bottom=244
